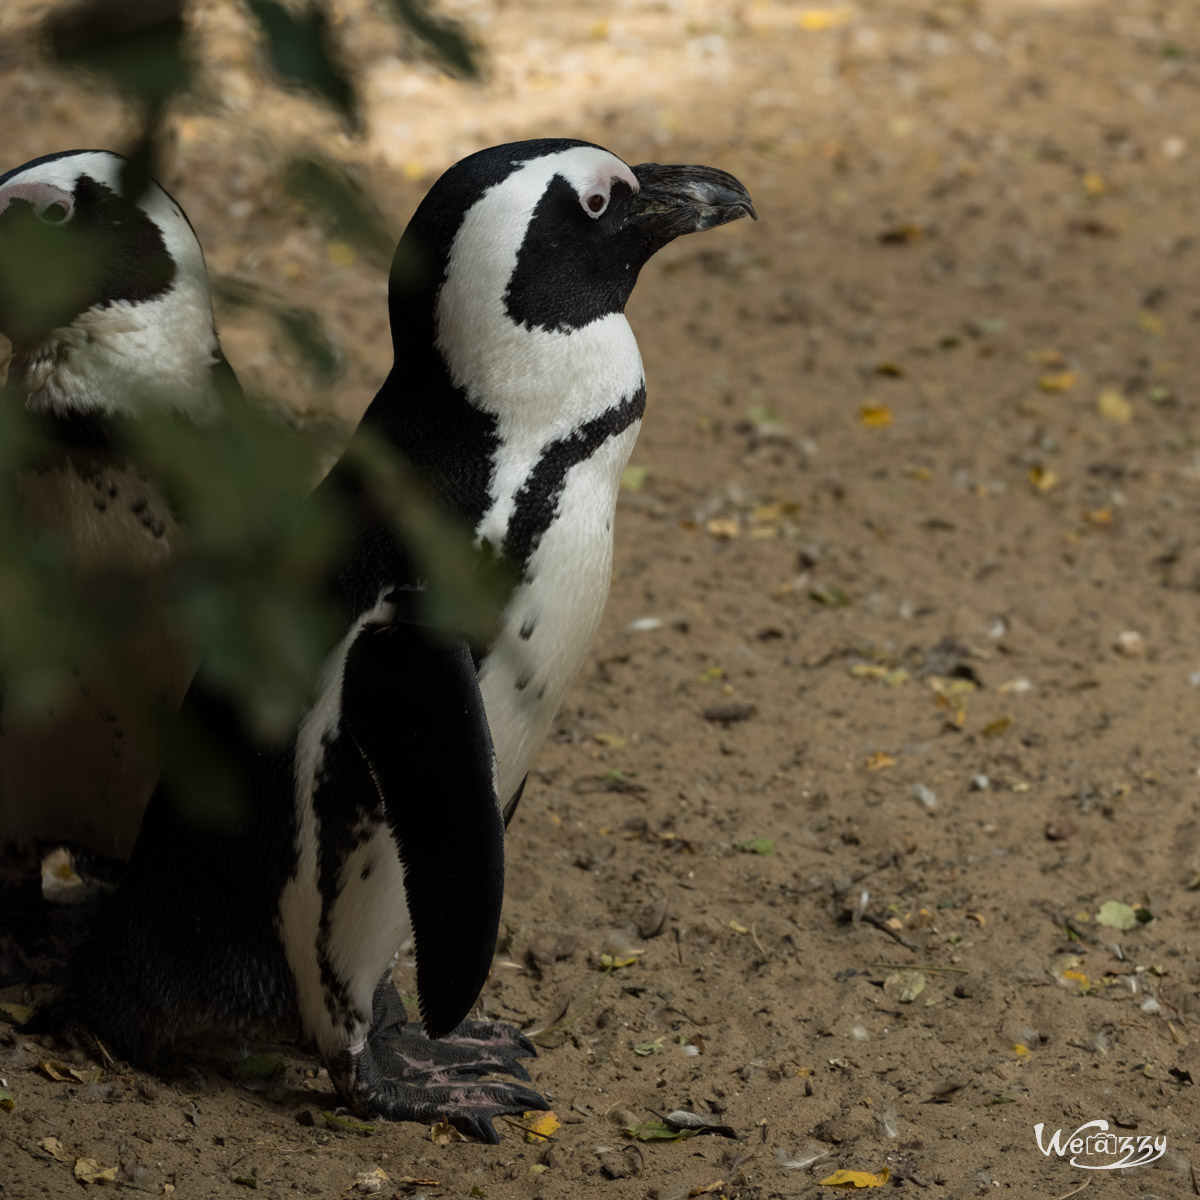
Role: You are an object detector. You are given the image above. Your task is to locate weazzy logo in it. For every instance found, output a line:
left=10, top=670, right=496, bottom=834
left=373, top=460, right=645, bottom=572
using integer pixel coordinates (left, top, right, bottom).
left=1035, top=1120, right=1166, bottom=1170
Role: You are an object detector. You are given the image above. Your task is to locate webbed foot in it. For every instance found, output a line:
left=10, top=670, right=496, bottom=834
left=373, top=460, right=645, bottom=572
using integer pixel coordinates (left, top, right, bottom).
left=328, top=975, right=548, bottom=1142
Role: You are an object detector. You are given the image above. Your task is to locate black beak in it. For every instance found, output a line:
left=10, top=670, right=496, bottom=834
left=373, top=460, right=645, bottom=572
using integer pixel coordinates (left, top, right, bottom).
left=627, top=163, right=757, bottom=238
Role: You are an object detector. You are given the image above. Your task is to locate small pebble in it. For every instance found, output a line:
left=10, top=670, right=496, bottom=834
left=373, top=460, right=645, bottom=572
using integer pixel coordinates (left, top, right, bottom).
left=969, top=774, right=990, bottom=791
left=1113, top=630, right=1145, bottom=657
left=912, top=783, right=938, bottom=810
left=1188, top=670, right=1200, bottom=687
left=1044, top=819, right=1076, bottom=841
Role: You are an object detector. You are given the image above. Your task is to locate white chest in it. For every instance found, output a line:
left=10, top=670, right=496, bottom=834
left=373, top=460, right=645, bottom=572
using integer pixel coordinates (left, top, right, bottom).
left=476, top=419, right=640, bottom=804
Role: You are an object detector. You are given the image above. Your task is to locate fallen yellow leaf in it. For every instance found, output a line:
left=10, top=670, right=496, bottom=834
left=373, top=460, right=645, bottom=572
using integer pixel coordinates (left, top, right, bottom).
left=1028, top=465, right=1059, bottom=493
left=818, top=1166, right=890, bottom=1188
left=1012, top=1043, right=1030, bottom=1057
left=859, top=403, right=893, bottom=428
left=1097, top=388, right=1132, bottom=422
left=706, top=517, right=740, bottom=539
left=797, top=7, right=854, bottom=31
left=326, top=239, right=357, bottom=268
left=523, top=1110, right=561, bottom=1143
left=1037, top=371, right=1077, bottom=393
left=866, top=750, right=896, bottom=771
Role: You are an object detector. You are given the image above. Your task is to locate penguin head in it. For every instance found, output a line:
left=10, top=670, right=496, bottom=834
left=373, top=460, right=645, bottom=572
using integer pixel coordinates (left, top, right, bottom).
left=0, top=150, right=222, bottom=416
left=389, top=138, right=755, bottom=346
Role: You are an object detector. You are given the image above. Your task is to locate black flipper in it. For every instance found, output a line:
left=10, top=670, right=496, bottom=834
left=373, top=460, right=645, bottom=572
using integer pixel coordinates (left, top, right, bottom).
left=339, top=611, right=505, bottom=1039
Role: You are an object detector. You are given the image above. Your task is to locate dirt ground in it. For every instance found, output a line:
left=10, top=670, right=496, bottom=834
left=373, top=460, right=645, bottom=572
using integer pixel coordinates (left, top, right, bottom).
left=4, top=0, right=1200, bottom=1196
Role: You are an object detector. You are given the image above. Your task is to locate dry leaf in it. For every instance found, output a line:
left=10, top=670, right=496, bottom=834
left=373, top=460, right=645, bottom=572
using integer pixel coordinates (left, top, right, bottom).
left=327, top=240, right=357, bottom=268
left=1097, top=388, right=1132, bottom=422
left=74, top=1158, right=119, bottom=1185
left=621, top=464, right=649, bottom=492
left=1027, top=465, right=1059, bottom=493
left=352, top=1166, right=389, bottom=1194
left=1037, top=371, right=1077, bottom=393
left=883, top=970, right=926, bottom=1003
left=523, top=1111, right=561, bottom=1143
left=797, top=8, right=854, bottom=31
left=1095, top=901, right=1138, bottom=931
left=865, top=751, right=895, bottom=771
left=706, top=517, right=740, bottom=539
left=859, top=403, right=893, bottom=428
left=818, top=1166, right=890, bottom=1187
left=429, top=1119, right=467, bottom=1145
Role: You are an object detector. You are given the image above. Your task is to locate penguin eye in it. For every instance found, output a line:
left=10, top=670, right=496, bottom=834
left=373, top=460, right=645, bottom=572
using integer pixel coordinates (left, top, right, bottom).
left=37, top=200, right=72, bottom=225
left=582, top=191, right=608, bottom=217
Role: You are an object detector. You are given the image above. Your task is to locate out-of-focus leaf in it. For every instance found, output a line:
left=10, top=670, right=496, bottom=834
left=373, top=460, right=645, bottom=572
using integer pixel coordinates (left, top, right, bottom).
left=244, top=0, right=358, bottom=126
left=47, top=0, right=190, bottom=109
left=384, top=0, right=480, bottom=78
left=284, top=158, right=395, bottom=262
left=214, top=277, right=343, bottom=381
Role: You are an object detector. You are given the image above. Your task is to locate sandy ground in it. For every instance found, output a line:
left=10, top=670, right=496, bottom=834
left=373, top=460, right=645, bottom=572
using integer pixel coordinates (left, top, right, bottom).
left=4, top=0, right=1200, bottom=1196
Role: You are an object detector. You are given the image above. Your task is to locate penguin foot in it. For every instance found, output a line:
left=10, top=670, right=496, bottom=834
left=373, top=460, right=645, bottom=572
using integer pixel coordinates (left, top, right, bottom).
left=328, top=976, right=549, bottom=1141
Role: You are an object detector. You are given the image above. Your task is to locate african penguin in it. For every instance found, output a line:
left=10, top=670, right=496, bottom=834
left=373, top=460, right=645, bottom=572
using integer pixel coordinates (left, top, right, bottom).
left=0, top=150, right=234, bottom=861
left=33, top=140, right=755, bottom=1140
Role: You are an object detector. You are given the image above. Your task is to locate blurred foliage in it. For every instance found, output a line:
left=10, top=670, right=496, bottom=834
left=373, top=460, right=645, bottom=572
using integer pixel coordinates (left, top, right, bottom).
left=0, top=0, right=497, bottom=813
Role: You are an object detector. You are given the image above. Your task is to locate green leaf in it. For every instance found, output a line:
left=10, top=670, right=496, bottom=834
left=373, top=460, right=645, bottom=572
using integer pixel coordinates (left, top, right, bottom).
left=623, top=1121, right=701, bottom=1142
left=322, top=1110, right=377, bottom=1134
left=733, top=837, right=774, bottom=855
left=809, top=587, right=851, bottom=607
left=244, top=0, right=358, bottom=126
left=0, top=1088, right=13, bottom=1111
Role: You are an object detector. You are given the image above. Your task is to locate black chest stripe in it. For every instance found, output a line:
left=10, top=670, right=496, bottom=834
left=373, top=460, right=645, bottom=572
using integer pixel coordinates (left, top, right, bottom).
left=501, top=384, right=645, bottom=572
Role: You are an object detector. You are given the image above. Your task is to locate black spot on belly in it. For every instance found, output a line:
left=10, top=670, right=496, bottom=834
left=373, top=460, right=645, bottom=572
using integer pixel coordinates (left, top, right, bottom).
left=536, top=685, right=547, bottom=702
left=361, top=864, right=372, bottom=882
left=519, top=618, right=536, bottom=640
left=514, top=671, right=533, bottom=692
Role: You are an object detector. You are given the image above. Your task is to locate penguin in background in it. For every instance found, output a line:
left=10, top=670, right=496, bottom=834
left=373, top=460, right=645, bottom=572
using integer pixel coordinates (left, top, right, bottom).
left=35, top=139, right=755, bottom=1140
left=0, top=150, right=235, bottom=865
